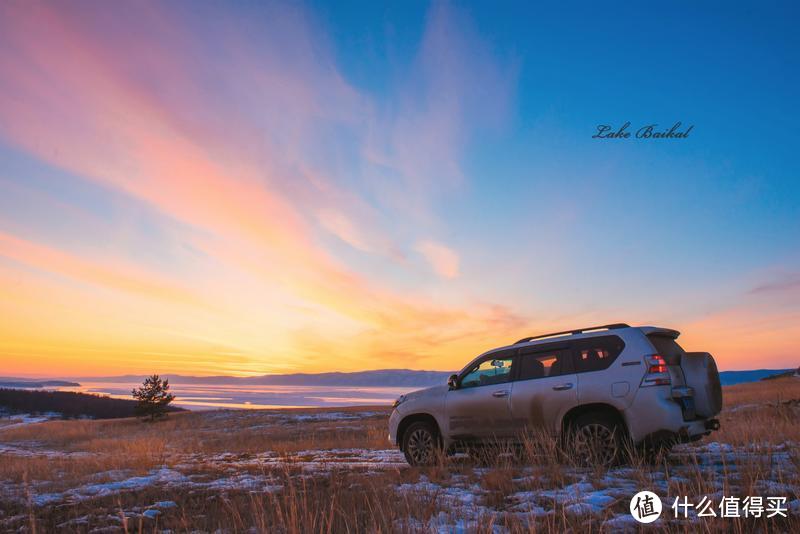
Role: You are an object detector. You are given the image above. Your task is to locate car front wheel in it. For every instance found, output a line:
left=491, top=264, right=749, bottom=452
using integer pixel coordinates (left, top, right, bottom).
left=402, top=421, right=440, bottom=466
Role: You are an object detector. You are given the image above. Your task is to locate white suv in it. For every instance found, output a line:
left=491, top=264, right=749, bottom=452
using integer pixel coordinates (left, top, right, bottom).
left=388, top=324, right=722, bottom=466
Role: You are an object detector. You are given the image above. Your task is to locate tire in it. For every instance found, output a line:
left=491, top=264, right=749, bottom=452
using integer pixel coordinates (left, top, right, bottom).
left=567, top=413, right=625, bottom=467
left=402, top=421, right=440, bottom=466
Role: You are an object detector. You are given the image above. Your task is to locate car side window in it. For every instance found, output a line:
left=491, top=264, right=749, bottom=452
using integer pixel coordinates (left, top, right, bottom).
left=574, top=335, right=625, bottom=373
left=460, top=355, right=514, bottom=388
left=517, top=348, right=571, bottom=380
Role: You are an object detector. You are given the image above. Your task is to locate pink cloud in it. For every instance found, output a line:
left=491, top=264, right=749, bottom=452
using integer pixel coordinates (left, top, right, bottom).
left=416, top=239, right=460, bottom=279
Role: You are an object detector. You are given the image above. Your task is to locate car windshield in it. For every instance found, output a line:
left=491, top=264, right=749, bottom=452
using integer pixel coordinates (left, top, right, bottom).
left=460, top=357, right=513, bottom=388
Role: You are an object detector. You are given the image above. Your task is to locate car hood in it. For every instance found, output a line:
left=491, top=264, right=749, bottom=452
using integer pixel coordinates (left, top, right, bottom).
left=403, top=384, right=448, bottom=402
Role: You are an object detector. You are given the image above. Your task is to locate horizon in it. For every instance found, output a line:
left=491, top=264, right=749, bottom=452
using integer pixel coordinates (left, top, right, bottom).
left=4, top=365, right=796, bottom=381
left=1, top=2, right=799, bottom=377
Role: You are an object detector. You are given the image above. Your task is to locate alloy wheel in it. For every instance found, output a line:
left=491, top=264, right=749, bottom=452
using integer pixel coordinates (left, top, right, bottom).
left=407, top=428, right=434, bottom=464
left=573, top=423, right=618, bottom=466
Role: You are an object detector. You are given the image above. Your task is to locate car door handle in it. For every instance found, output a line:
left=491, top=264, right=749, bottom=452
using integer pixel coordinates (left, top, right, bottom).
left=552, top=383, right=573, bottom=391
left=492, top=390, right=509, bottom=398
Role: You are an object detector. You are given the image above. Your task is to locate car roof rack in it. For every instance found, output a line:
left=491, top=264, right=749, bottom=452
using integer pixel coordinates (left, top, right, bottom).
left=514, top=323, right=630, bottom=345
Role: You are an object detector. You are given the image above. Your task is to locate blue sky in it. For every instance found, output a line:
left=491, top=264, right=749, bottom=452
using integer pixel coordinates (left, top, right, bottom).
left=320, top=1, right=800, bottom=320
left=0, top=1, right=798, bottom=375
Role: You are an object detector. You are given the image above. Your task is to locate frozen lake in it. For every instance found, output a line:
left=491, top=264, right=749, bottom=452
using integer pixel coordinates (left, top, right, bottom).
left=55, top=381, right=417, bottom=410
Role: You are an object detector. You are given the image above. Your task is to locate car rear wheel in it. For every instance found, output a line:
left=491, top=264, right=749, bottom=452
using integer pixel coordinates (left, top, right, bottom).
left=568, top=413, right=624, bottom=467
left=402, top=421, right=440, bottom=466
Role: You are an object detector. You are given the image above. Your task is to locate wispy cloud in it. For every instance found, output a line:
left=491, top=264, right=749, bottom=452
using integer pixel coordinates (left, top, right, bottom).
left=749, top=272, right=800, bottom=295
left=362, top=3, right=516, bottom=219
left=0, top=1, right=523, bottom=376
left=416, top=239, right=460, bottom=279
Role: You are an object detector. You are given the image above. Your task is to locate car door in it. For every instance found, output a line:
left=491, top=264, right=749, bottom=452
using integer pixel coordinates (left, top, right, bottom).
left=445, top=349, right=516, bottom=441
left=573, top=335, right=631, bottom=407
left=508, top=344, right=578, bottom=435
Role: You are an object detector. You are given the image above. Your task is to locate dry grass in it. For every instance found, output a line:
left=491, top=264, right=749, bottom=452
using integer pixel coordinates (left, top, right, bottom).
left=1, top=379, right=798, bottom=533
left=715, top=377, right=800, bottom=445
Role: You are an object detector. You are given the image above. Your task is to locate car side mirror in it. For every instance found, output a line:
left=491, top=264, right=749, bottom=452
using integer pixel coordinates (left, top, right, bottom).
left=447, top=374, right=459, bottom=390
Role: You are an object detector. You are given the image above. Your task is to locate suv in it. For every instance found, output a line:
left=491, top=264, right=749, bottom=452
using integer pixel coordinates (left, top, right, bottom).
left=388, top=324, right=722, bottom=466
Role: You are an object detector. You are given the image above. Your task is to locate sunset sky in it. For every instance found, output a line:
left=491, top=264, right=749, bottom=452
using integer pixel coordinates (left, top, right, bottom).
left=1, top=2, right=798, bottom=377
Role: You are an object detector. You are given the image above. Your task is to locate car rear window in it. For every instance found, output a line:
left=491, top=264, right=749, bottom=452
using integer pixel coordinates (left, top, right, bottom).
left=516, top=348, right=572, bottom=380
left=572, top=335, right=625, bottom=373
left=647, top=334, right=685, bottom=365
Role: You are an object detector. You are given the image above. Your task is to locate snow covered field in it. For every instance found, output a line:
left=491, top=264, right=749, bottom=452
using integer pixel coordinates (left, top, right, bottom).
left=1, top=429, right=797, bottom=531
left=1, top=378, right=799, bottom=532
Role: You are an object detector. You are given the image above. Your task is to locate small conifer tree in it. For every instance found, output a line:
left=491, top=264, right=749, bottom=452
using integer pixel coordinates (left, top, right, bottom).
left=131, top=374, right=175, bottom=421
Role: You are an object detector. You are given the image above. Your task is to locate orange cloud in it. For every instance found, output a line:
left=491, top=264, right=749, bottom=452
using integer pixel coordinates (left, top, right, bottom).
left=0, top=232, right=208, bottom=309
left=678, top=280, right=800, bottom=370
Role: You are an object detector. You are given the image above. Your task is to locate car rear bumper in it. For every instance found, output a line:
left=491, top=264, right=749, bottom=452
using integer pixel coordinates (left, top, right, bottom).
left=679, top=418, right=716, bottom=440
left=641, top=418, right=719, bottom=446
left=627, top=385, right=721, bottom=443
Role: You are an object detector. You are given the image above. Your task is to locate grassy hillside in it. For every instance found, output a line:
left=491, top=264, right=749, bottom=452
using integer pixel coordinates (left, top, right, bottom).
left=0, top=378, right=797, bottom=532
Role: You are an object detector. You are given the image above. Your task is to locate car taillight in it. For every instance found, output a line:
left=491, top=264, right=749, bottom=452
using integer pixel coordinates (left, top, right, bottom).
left=641, top=354, right=671, bottom=386
left=648, top=354, right=667, bottom=374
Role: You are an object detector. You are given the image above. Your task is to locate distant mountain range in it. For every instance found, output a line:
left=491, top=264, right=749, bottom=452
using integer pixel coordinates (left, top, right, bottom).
left=71, top=369, right=456, bottom=387
left=4, top=368, right=795, bottom=389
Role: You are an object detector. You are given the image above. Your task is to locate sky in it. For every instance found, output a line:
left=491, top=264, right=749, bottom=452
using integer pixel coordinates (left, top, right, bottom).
left=0, top=1, right=798, bottom=377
